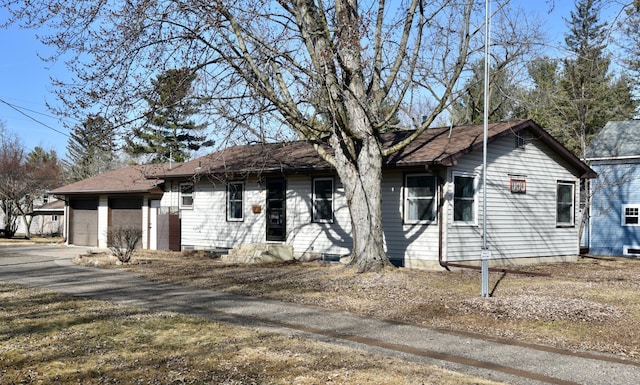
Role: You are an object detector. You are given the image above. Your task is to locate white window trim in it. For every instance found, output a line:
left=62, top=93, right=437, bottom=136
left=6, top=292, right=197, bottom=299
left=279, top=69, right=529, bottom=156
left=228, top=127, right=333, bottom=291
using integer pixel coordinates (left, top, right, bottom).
left=404, top=173, right=437, bottom=224
left=227, top=182, right=244, bottom=222
left=312, top=177, right=334, bottom=223
left=179, top=183, right=194, bottom=209
left=452, top=172, right=478, bottom=226
left=556, top=181, right=575, bottom=227
left=621, top=204, right=640, bottom=226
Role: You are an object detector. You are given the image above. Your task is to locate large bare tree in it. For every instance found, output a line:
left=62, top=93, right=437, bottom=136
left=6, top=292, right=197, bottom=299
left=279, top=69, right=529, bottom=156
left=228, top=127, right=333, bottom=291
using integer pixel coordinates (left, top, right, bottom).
left=3, top=0, right=541, bottom=272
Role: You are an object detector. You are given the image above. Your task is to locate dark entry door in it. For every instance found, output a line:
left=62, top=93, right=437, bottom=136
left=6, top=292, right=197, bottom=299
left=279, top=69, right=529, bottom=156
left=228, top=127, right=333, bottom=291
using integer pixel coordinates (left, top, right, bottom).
left=266, top=179, right=286, bottom=241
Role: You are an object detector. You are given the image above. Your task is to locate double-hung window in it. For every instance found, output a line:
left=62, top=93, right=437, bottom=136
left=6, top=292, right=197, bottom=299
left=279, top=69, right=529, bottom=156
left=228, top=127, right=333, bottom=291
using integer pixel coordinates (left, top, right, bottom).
left=313, top=178, right=334, bottom=223
left=227, top=182, right=244, bottom=221
left=453, top=173, right=476, bottom=224
left=622, top=204, right=640, bottom=226
left=404, top=174, right=436, bottom=223
left=556, top=181, right=575, bottom=226
left=180, top=183, right=194, bottom=209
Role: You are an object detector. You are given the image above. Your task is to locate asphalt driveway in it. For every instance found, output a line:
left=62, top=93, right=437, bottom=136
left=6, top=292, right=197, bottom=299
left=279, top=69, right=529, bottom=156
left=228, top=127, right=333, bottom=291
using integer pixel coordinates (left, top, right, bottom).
left=1, top=244, right=638, bottom=385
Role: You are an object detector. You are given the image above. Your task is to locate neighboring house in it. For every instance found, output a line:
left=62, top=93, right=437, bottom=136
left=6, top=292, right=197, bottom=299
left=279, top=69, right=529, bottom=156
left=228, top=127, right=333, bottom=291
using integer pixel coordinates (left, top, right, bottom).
left=29, top=196, right=65, bottom=236
left=49, top=165, right=174, bottom=249
left=52, top=119, right=595, bottom=269
left=585, top=121, right=640, bottom=257
left=0, top=194, right=64, bottom=237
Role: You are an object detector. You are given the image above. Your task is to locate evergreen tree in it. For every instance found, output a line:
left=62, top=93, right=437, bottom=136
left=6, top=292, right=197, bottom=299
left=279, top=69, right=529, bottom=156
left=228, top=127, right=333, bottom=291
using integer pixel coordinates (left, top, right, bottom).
left=559, top=0, right=636, bottom=157
left=450, top=60, right=523, bottom=125
left=619, top=0, right=640, bottom=104
left=65, top=114, right=118, bottom=181
left=522, top=57, right=567, bottom=141
left=126, top=68, right=213, bottom=163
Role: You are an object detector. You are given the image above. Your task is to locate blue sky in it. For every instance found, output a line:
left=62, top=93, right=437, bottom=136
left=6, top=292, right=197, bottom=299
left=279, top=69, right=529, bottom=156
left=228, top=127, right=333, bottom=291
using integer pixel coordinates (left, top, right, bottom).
left=0, top=1, right=622, bottom=161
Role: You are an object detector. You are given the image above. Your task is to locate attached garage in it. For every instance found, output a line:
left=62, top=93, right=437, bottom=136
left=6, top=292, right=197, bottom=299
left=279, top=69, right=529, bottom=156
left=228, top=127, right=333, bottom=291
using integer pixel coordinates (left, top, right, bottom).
left=49, top=165, right=166, bottom=249
left=69, top=198, right=98, bottom=246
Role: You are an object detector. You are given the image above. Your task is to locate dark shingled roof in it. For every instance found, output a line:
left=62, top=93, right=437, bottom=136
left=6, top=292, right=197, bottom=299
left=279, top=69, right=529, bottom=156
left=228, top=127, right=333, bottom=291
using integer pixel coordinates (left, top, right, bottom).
left=157, top=119, right=595, bottom=179
left=50, top=120, right=594, bottom=196
left=50, top=165, right=168, bottom=195
left=586, top=121, right=640, bottom=160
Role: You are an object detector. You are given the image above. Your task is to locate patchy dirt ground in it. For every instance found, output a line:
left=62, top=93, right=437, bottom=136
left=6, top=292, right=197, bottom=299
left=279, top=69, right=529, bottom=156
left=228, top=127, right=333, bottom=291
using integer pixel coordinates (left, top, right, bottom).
left=75, top=251, right=640, bottom=362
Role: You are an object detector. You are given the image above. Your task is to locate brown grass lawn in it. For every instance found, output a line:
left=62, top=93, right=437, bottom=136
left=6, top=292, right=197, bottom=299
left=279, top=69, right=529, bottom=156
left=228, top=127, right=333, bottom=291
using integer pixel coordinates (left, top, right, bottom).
left=113, top=251, right=640, bottom=361
left=3, top=241, right=639, bottom=384
left=0, top=283, right=501, bottom=384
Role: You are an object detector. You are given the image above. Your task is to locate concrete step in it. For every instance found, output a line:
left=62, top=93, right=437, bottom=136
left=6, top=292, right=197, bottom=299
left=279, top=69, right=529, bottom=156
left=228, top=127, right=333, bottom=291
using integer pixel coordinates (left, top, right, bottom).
left=223, top=243, right=294, bottom=264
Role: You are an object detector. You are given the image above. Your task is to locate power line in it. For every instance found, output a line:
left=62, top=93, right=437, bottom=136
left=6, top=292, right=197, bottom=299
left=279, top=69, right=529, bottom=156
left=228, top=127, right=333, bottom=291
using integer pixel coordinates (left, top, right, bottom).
left=0, top=97, right=70, bottom=138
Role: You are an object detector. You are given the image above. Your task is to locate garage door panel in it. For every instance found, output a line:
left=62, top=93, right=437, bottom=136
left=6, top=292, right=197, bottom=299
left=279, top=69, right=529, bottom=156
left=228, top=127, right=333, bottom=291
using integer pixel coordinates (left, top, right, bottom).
left=69, top=198, right=98, bottom=247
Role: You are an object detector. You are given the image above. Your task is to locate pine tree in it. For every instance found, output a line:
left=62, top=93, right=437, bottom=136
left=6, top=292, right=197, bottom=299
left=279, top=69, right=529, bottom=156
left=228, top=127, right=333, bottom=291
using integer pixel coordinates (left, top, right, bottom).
left=65, top=115, right=118, bottom=181
left=450, top=60, right=523, bottom=125
left=560, top=0, right=636, bottom=157
left=126, top=68, right=213, bottom=163
left=619, top=1, right=640, bottom=102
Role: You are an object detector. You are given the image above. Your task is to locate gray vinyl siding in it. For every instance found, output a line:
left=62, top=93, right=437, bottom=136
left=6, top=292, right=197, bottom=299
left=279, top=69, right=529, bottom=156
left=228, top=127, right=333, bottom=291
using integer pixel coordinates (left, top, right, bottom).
left=177, top=176, right=352, bottom=254
left=180, top=179, right=266, bottom=249
left=171, top=131, right=581, bottom=262
left=445, top=134, right=581, bottom=262
left=287, top=175, right=352, bottom=256
left=381, top=172, right=440, bottom=265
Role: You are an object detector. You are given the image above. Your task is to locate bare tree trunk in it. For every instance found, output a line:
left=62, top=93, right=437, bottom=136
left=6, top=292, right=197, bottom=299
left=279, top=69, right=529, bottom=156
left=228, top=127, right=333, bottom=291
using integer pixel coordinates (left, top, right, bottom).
left=333, top=135, right=391, bottom=273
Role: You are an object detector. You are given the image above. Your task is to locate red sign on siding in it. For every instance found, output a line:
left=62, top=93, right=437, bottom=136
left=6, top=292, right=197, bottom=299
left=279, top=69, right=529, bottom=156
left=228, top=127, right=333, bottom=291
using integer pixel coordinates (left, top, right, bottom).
left=510, top=179, right=526, bottom=194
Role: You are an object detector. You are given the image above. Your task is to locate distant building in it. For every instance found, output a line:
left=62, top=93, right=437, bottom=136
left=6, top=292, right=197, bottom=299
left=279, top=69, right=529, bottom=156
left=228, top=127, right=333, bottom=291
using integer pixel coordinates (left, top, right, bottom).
left=586, top=121, right=640, bottom=256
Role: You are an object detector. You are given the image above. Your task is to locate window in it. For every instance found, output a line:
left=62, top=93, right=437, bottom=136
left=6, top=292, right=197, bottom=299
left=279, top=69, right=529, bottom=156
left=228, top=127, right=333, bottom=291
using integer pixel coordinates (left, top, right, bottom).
left=227, top=182, right=244, bottom=221
left=404, top=174, right=436, bottom=223
left=622, top=205, right=640, bottom=226
left=313, top=178, right=334, bottom=222
left=556, top=181, right=575, bottom=226
left=453, top=173, right=476, bottom=224
left=52, top=215, right=58, bottom=222
left=43, top=194, right=49, bottom=204
left=180, top=183, right=194, bottom=209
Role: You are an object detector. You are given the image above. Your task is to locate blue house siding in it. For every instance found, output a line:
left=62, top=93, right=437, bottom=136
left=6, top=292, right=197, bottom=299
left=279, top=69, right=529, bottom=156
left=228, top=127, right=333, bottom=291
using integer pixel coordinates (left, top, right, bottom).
left=589, top=162, right=640, bottom=255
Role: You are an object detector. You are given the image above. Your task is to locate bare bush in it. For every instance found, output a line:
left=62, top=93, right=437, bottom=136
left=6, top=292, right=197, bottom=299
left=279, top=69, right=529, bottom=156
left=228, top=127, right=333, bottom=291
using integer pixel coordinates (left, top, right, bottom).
left=106, top=226, right=142, bottom=263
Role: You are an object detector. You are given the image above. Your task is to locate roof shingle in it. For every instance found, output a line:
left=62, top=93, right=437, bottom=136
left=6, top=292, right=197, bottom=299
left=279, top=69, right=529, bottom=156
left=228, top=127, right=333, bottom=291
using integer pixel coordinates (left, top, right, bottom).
left=586, top=121, right=640, bottom=159
left=50, top=165, right=167, bottom=195
left=158, top=119, right=595, bottom=179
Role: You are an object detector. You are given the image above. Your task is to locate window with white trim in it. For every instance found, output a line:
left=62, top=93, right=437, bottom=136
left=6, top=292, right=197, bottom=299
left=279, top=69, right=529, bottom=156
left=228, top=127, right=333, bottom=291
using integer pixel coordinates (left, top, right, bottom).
left=180, top=183, right=194, bottom=209
left=227, top=182, right=244, bottom=221
left=622, top=204, right=640, bottom=226
left=556, top=181, right=575, bottom=226
left=313, top=178, right=334, bottom=223
left=453, top=173, right=476, bottom=224
left=404, top=174, right=436, bottom=223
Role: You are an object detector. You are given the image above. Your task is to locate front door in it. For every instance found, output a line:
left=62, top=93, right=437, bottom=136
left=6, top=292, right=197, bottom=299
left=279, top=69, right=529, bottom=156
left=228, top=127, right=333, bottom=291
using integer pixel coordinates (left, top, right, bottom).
left=266, top=179, right=286, bottom=241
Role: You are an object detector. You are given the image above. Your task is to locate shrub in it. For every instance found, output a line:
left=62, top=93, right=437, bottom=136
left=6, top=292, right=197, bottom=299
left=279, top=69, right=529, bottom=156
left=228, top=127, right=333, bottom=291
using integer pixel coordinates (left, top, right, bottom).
left=106, top=226, right=142, bottom=263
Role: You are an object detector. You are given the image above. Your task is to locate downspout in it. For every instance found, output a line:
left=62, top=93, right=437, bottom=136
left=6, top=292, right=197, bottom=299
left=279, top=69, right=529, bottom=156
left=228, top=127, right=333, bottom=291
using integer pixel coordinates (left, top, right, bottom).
left=437, top=173, right=449, bottom=271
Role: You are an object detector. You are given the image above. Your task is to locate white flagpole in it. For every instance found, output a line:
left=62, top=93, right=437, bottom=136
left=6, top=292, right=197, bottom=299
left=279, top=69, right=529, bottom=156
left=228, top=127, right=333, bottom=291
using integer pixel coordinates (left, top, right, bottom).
left=481, top=0, right=491, bottom=297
